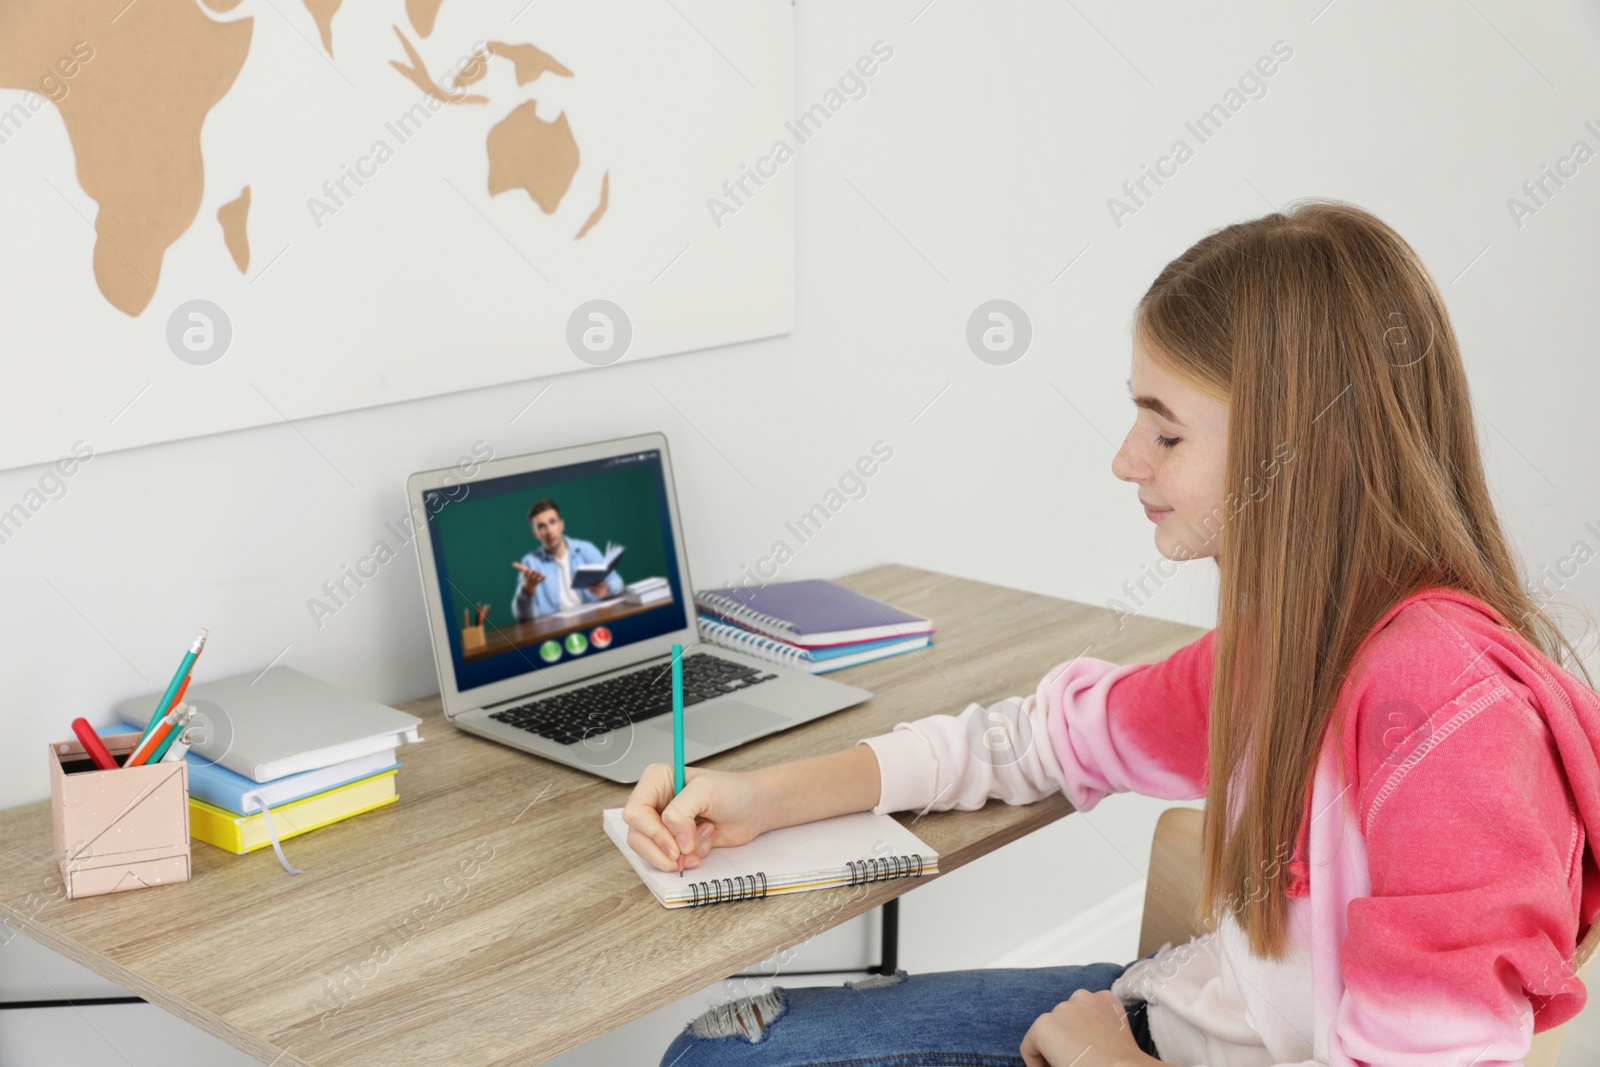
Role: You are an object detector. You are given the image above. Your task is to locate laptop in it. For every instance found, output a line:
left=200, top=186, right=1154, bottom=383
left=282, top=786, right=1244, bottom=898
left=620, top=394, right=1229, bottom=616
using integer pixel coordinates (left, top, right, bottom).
left=405, top=432, right=872, bottom=783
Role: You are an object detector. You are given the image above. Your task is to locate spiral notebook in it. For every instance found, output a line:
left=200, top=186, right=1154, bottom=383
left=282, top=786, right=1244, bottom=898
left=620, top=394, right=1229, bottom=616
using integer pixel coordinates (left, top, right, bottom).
left=697, top=614, right=931, bottom=673
left=603, top=806, right=939, bottom=908
left=696, top=579, right=934, bottom=649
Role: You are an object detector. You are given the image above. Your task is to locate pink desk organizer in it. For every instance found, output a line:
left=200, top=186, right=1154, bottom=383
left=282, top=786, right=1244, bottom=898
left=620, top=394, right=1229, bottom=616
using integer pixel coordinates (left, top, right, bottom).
left=48, top=733, right=191, bottom=899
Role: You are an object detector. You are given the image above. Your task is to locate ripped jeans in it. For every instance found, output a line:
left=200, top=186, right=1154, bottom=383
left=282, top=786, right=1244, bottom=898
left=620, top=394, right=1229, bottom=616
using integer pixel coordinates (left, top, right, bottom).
left=659, top=958, right=1160, bottom=1067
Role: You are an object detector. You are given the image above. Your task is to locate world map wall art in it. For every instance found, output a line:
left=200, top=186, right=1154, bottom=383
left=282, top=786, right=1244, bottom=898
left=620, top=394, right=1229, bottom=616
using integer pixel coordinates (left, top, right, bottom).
left=0, top=0, right=795, bottom=470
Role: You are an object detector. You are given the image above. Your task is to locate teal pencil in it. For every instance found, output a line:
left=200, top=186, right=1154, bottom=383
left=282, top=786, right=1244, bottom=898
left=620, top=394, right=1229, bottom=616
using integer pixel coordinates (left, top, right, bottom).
left=671, top=644, right=684, bottom=877
left=134, top=629, right=208, bottom=748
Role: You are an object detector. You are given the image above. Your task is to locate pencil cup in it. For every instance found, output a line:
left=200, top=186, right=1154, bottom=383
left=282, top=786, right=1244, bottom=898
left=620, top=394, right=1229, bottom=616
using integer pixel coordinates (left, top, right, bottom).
left=461, top=625, right=486, bottom=652
left=48, top=733, right=191, bottom=899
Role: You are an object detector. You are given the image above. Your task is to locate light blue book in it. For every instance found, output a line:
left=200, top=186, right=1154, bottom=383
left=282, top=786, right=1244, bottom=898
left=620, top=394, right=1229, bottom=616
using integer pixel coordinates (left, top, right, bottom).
left=103, top=722, right=400, bottom=816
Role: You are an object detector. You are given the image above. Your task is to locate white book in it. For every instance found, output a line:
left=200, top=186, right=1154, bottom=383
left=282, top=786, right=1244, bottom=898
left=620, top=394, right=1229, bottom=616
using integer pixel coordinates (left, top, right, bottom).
left=116, top=667, right=423, bottom=783
left=603, top=807, right=939, bottom=909
left=625, top=576, right=668, bottom=595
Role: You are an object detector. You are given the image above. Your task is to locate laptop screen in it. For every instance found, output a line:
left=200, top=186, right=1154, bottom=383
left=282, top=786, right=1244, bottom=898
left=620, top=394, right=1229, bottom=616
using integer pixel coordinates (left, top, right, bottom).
left=421, top=447, right=689, bottom=694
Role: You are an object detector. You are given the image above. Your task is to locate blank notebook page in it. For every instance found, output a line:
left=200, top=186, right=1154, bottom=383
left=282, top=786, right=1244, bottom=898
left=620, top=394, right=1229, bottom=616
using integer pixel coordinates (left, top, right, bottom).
left=602, top=807, right=938, bottom=893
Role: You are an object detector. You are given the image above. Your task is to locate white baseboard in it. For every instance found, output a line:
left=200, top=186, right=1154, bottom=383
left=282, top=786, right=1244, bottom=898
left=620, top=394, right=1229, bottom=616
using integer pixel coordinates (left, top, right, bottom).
left=982, top=880, right=1147, bottom=970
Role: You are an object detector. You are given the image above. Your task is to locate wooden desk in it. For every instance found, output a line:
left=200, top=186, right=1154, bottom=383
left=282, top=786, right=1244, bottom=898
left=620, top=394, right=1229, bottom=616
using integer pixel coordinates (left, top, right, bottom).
left=0, top=565, right=1204, bottom=1067
left=463, top=593, right=676, bottom=661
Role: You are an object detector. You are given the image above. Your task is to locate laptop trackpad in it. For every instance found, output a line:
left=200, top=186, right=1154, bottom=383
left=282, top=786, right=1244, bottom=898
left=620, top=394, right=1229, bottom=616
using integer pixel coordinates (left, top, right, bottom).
left=650, top=701, right=789, bottom=748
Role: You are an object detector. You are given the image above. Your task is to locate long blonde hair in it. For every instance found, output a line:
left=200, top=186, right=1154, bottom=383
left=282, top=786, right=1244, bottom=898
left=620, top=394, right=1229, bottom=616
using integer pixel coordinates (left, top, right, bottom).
left=1135, top=199, right=1595, bottom=958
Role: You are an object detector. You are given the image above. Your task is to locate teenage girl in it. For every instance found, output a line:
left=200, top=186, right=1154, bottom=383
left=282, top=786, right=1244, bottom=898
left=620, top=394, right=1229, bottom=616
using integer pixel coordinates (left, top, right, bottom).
left=624, top=200, right=1600, bottom=1067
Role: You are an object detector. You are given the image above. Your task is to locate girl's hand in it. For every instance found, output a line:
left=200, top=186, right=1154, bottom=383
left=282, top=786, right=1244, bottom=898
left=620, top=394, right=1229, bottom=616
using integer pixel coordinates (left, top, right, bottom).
left=621, top=763, right=777, bottom=872
left=1020, top=990, right=1161, bottom=1067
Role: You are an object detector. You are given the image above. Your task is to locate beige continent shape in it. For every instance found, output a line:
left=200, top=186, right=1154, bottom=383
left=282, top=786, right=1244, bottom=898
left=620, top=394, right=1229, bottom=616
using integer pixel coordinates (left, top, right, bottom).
left=486, top=101, right=579, bottom=214
left=0, top=0, right=252, bottom=316
left=487, top=40, right=573, bottom=85
left=390, top=25, right=487, bottom=105
left=218, top=186, right=251, bottom=273
left=575, top=171, right=608, bottom=239
left=407, top=0, right=445, bottom=38
left=454, top=47, right=489, bottom=88
left=303, top=0, right=342, bottom=56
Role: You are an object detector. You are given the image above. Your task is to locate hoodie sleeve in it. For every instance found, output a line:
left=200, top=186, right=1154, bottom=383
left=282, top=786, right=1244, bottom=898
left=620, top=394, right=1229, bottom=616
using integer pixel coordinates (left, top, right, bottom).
left=856, top=628, right=1214, bottom=816
left=1333, top=674, right=1588, bottom=1064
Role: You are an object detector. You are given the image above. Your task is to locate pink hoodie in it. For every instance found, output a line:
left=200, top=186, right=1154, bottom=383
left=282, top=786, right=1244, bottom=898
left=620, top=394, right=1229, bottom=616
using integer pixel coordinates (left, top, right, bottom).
left=856, top=587, right=1600, bottom=1065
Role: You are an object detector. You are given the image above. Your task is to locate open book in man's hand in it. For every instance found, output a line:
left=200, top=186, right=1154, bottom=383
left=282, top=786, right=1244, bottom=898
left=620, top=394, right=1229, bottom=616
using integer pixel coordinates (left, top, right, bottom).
left=571, top=542, right=624, bottom=587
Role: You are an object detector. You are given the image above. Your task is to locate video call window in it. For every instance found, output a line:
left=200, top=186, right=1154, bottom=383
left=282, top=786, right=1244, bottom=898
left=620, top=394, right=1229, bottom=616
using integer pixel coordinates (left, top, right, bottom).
left=425, top=451, right=687, bottom=693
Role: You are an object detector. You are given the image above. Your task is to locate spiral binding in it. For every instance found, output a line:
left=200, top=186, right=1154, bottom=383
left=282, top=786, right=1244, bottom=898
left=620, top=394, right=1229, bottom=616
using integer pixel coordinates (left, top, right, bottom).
left=683, top=856, right=927, bottom=905
left=695, top=616, right=811, bottom=671
left=688, top=871, right=769, bottom=906
left=845, top=853, right=926, bottom=885
left=696, top=592, right=799, bottom=635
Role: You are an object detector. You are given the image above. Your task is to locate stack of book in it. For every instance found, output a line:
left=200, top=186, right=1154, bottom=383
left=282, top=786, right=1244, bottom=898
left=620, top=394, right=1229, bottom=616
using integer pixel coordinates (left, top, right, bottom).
left=110, top=667, right=423, bottom=865
left=695, top=579, right=935, bottom=674
left=625, top=576, right=671, bottom=606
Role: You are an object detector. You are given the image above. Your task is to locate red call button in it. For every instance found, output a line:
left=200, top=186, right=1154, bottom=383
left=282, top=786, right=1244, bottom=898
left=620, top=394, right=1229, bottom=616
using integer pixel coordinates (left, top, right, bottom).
left=590, top=626, right=613, bottom=649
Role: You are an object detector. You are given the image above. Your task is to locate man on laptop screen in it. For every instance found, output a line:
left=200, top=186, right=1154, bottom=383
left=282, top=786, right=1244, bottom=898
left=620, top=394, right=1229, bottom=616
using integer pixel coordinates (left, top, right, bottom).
left=426, top=451, right=680, bottom=691
left=511, top=498, right=625, bottom=620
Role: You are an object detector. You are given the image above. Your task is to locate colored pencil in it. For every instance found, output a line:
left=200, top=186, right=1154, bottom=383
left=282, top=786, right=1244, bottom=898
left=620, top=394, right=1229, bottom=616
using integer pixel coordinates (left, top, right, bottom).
left=125, top=676, right=193, bottom=768
left=133, top=629, right=208, bottom=750
left=671, top=643, right=684, bottom=877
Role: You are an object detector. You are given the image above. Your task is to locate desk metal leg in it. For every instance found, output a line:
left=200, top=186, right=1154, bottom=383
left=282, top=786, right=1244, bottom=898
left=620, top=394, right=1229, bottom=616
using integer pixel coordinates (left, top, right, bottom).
left=728, top=898, right=900, bottom=979
left=0, top=996, right=145, bottom=1009
left=870, top=897, right=899, bottom=974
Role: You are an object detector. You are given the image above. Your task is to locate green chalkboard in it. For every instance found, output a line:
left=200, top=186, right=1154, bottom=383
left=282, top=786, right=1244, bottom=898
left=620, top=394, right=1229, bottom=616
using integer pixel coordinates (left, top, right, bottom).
left=433, top=464, right=670, bottom=627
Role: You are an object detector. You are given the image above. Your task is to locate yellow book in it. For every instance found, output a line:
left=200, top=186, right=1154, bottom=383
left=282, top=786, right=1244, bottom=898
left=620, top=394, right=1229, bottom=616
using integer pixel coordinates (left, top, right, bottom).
left=189, top=770, right=398, bottom=855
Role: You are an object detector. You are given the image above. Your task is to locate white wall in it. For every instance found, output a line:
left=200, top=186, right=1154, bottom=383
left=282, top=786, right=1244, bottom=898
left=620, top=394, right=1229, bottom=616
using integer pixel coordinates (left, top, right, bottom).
left=4, top=1, right=1599, bottom=1064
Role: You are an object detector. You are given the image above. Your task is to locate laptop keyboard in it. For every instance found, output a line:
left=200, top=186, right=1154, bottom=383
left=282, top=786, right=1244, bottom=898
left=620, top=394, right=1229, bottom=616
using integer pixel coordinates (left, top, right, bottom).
left=488, top=653, right=779, bottom=745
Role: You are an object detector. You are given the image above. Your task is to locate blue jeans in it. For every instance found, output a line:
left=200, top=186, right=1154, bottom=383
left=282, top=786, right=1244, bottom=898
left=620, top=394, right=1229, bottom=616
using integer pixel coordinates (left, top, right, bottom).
left=659, top=958, right=1160, bottom=1067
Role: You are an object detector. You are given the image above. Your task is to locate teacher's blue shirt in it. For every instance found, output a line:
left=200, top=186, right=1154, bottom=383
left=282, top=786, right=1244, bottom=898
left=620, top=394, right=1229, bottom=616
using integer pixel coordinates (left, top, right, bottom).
left=511, top=537, right=624, bottom=621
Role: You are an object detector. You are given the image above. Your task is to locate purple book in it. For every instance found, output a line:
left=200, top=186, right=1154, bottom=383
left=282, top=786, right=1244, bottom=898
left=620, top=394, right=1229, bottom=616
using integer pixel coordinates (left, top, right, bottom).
left=695, top=579, right=934, bottom=649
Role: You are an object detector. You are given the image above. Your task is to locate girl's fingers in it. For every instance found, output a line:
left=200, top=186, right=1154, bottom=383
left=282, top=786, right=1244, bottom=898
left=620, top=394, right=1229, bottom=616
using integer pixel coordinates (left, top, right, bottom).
left=621, top=764, right=721, bottom=870
left=622, top=763, right=685, bottom=866
left=626, top=808, right=679, bottom=869
left=660, top=794, right=706, bottom=855
left=625, top=824, right=678, bottom=871
left=660, top=772, right=717, bottom=855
